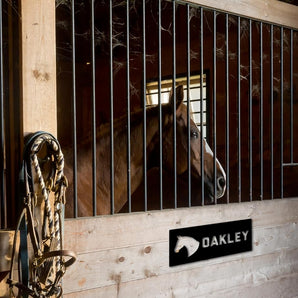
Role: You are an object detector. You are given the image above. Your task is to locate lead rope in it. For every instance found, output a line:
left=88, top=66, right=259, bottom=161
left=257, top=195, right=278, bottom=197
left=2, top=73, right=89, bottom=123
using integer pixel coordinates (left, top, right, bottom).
left=31, top=135, right=61, bottom=291
left=7, top=132, right=76, bottom=297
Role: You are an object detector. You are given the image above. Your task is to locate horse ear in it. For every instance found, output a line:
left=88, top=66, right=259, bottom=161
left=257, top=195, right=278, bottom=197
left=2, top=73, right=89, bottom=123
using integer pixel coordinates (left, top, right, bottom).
left=176, top=85, right=184, bottom=107
left=169, top=85, right=184, bottom=109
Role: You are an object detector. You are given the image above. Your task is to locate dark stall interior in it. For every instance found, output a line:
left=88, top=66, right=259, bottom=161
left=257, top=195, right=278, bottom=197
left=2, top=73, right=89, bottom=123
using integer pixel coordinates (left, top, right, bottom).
left=56, top=0, right=298, bottom=217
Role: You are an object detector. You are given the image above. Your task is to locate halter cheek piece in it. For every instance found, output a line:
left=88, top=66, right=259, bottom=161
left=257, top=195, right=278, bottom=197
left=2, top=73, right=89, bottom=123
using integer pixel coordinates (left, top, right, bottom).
left=7, top=132, right=76, bottom=298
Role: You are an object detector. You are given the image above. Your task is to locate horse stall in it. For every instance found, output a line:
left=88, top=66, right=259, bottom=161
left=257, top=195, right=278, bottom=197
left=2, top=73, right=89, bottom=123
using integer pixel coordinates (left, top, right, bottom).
left=1, top=0, right=298, bottom=297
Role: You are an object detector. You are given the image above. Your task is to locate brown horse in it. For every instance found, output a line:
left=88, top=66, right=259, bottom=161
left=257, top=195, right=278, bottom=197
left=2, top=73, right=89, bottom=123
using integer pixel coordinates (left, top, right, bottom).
left=64, top=86, right=226, bottom=217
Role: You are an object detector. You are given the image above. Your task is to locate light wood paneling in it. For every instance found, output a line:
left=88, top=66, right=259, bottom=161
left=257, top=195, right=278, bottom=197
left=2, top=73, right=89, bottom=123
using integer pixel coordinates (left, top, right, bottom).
left=66, top=271, right=298, bottom=298
left=21, top=0, right=57, bottom=136
left=63, top=199, right=298, bottom=296
left=64, top=199, right=298, bottom=253
left=186, top=0, right=298, bottom=29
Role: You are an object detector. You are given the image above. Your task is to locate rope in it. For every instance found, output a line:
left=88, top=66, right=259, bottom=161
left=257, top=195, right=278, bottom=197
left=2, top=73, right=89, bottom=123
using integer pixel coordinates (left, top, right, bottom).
left=30, top=134, right=64, bottom=287
left=7, top=132, right=75, bottom=297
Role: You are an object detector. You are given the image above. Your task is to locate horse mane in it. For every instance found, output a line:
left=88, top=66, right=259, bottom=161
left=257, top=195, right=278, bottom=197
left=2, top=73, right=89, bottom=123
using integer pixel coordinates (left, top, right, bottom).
left=78, top=103, right=173, bottom=147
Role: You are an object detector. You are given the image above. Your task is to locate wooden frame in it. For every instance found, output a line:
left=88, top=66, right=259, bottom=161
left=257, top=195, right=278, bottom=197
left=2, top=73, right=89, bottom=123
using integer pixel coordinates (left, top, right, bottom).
left=0, top=0, right=56, bottom=295
left=186, top=0, right=298, bottom=29
left=1, top=0, right=298, bottom=297
left=21, top=0, right=57, bottom=136
left=61, top=0, right=298, bottom=296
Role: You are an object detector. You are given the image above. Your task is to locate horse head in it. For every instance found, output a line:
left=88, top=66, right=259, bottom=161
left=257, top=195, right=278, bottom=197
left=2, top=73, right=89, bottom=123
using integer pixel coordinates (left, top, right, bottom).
left=162, top=85, right=226, bottom=203
left=174, top=235, right=200, bottom=257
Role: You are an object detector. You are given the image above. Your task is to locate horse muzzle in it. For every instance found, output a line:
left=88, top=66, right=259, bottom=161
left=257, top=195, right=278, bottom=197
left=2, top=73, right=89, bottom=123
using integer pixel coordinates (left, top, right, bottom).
left=204, top=172, right=226, bottom=203
left=216, top=174, right=226, bottom=199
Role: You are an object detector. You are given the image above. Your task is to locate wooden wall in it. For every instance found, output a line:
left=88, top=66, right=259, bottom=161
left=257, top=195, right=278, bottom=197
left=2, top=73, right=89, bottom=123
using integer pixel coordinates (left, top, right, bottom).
left=1, top=0, right=298, bottom=297
left=61, top=1, right=298, bottom=297
left=63, top=199, right=298, bottom=297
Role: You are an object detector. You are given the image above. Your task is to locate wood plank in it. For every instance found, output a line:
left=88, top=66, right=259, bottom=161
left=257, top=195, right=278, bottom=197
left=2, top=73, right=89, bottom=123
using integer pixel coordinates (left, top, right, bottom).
left=0, top=230, right=16, bottom=297
left=64, top=273, right=298, bottom=298
left=206, top=272, right=298, bottom=298
left=63, top=248, right=298, bottom=297
left=64, top=199, right=298, bottom=254
left=185, top=0, right=298, bottom=29
left=21, top=0, right=57, bottom=136
left=63, top=222, right=298, bottom=294
left=0, top=230, right=16, bottom=272
left=63, top=286, right=117, bottom=298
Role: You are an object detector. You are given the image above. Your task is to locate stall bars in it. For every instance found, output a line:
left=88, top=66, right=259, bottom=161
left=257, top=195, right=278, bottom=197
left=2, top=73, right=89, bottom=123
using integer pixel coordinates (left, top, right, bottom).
left=60, top=0, right=298, bottom=217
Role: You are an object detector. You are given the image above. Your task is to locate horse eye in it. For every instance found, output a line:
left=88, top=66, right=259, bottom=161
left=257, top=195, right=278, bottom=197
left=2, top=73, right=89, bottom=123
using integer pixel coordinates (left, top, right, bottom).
left=191, top=131, right=199, bottom=139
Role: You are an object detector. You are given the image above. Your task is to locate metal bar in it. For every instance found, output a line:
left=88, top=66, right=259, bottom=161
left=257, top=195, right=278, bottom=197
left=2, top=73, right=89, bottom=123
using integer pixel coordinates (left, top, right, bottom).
left=126, top=0, right=131, bottom=211
left=0, top=0, right=6, bottom=228
left=158, top=0, right=163, bottom=209
left=91, top=0, right=97, bottom=216
left=249, top=19, right=252, bottom=201
left=225, top=13, right=230, bottom=204
left=280, top=27, right=284, bottom=199
left=283, top=163, right=298, bottom=167
left=237, top=16, right=241, bottom=202
left=270, top=24, right=274, bottom=200
left=110, top=0, right=115, bottom=214
left=260, top=22, right=263, bottom=200
left=71, top=0, right=78, bottom=218
left=213, top=10, right=217, bottom=205
left=142, top=0, right=147, bottom=212
left=200, top=8, right=204, bottom=205
left=173, top=0, right=178, bottom=208
left=290, top=29, right=293, bottom=164
left=186, top=4, right=191, bottom=207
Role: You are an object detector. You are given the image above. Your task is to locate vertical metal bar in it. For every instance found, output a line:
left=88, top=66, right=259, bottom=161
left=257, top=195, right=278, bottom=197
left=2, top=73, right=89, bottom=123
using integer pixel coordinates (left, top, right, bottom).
left=91, top=0, right=97, bottom=216
left=260, top=22, right=263, bottom=200
left=173, top=0, right=178, bottom=208
left=249, top=19, right=252, bottom=201
left=186, top=4, right=192, bottom=207
left=237, top=16, right=241, bottom=202
left=280, top=27, right=284, bottom=199
left=110, top=0, right=115, bottom=214
left=213, top=10, right=217, bottom=205
left=186, top=4, right=191, bottom=207
left=270, top=24, right=274, bottom=200
left=71, top=0, right=78, bottom=218
left=142, top=0, right=147, bottom=211
left=126, top=0, right=131, bottom=211
left=290, top=29, right=293, bottom=164
left=0, top=0, right=6, bottom=228
left=158, top=0, right=163, bottom=209
left=200, top=8, right=204, bottom=205
left=225, top=13, right=230, bottom=204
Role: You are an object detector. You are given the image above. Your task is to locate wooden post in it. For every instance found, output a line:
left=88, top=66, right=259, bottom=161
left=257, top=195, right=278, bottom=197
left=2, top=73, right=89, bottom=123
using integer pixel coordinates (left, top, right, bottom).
left=21, top=0, right=57, bottom=136
left=0, top=1, right=57, bottom=296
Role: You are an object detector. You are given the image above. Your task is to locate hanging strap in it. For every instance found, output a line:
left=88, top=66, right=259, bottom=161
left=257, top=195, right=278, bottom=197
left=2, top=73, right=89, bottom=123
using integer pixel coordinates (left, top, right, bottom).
left=7, top=131, right=76, bottom=297
left=19, top=215, right=29, bottom=298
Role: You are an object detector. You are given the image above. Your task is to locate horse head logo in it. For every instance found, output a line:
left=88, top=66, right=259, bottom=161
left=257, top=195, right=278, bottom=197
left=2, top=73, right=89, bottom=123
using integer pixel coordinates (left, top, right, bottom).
left=174, top=235, right=200, bottom=257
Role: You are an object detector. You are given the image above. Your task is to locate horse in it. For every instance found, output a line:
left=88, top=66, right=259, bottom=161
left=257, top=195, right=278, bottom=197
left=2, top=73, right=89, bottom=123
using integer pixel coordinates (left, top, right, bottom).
left=174, top=236, right=200, bottom=257
left=64, top=85, right=226, bottom=217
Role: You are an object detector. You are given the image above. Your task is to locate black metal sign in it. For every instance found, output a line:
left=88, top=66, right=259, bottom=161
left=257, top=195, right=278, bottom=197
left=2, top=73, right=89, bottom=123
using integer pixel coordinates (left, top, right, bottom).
left=169, top=219, right=252, bottom=267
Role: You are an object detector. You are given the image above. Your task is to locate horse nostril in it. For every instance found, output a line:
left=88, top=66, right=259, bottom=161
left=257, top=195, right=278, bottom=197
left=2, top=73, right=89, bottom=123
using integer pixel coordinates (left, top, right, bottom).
left=217, top=176, right=226, bottom=190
